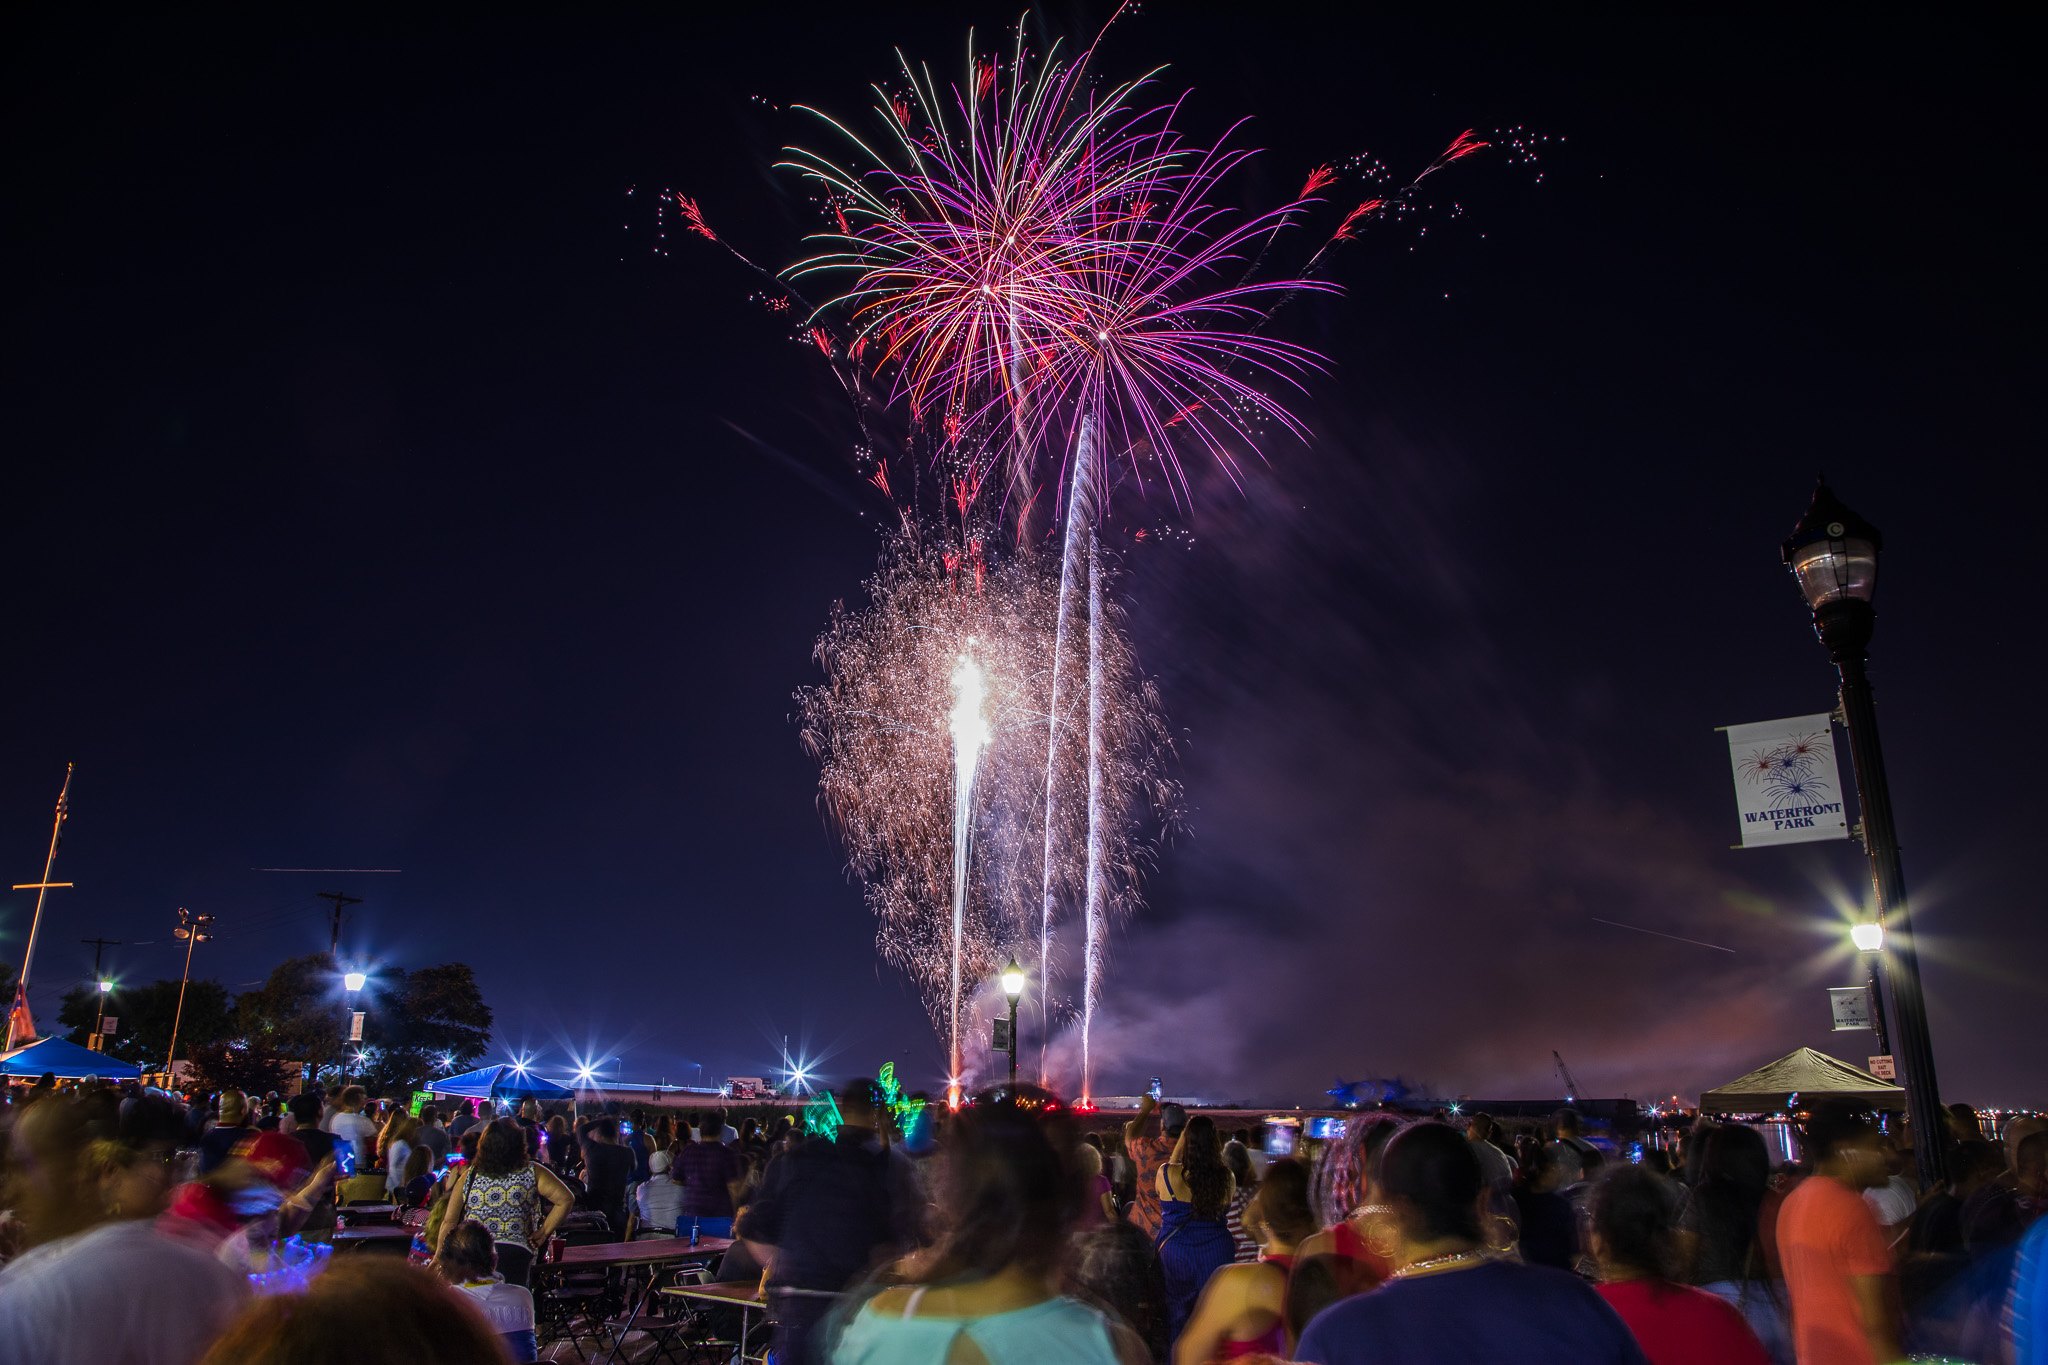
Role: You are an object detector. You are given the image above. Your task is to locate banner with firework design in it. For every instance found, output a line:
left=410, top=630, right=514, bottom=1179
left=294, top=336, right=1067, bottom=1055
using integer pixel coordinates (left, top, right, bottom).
left=1725, top=713, right=1850, bottom=847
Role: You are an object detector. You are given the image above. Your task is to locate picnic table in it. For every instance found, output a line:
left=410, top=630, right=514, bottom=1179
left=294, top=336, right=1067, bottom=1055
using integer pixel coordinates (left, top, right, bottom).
left=660, top=1281, right=768, bottom=1360
left=538, top=1236, right=733, bottom=1363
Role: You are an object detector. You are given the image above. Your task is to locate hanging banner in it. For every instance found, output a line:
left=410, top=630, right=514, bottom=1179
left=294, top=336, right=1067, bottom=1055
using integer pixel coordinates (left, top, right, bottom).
left=1828, top=986, right=1872, bottom=1031
left=1724, top=713, right=1850, bottom=847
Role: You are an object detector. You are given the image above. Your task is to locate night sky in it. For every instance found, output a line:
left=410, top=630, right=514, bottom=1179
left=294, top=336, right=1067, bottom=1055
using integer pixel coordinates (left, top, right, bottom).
left=4, top=6, right=2039, bottom=1106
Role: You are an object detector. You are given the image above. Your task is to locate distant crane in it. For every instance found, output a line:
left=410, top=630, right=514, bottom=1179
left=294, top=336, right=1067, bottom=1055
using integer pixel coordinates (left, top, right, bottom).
left=1553, top=1050, right=1583, bottom=1104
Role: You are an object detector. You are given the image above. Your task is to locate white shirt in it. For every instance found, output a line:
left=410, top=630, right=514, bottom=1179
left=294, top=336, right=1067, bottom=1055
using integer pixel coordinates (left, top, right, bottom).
left=325, top=1110, right=380, bottom=1171
left=0, top=1218, right=250, bottom=1365
left=635, top=1173, right=685, bottom=1233
left=387, top=1138, right=414, bottom=1194
left=1864, top=1172, right=1917, bottom=1227
left=1470, top=1138, right=1516, bottom=1189
left=457, top=1275, right=536, bottom=1334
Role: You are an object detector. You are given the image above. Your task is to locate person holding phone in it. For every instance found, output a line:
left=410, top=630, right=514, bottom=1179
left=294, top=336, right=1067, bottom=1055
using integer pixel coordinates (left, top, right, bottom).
left=1122, top=1095, right=1185, bottom=1240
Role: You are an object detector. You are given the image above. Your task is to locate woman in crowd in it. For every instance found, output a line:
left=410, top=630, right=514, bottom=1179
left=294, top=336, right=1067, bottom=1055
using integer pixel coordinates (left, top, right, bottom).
left=379, top=1111, right=423, bottom=1199
left=1173, top=1157, right=1316, bottom=1363
left=1297, top=1113, right=1403, bottom=1296
left=1678, top=1123, right=1790, bottom=1363
left=1076, top=1141, right=1115, bottom=1226
left=1592, top=1164, right=1770, bottom=1365
left=1156, top=1114, right=1238, bottom=1346
left=435, top=1218, right=538, bottom=1362
left=828, top=1084, right=1148, bottom=1364
left=1070, top=1220, right=1171, bottom=1365
left=432, top=1118, right=574, bottom=1286
left=1223, top=1140, right=1260, bottom=1262
left=542, top=1114, right=574, bottom=1173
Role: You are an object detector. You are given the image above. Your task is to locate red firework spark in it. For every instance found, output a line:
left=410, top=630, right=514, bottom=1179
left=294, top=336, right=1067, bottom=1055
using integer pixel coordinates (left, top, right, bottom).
left=975, top=58, right=996, bottom=100
left=674, top=193, right=718, bottom=242
left=1163, top=401, right=1203, bottom=429
left=891, top=95, right=912, bottom=127
left=809, top=327, right=834, bottom=357
left=1440, top=128, right=1491, bottom=163
left=1333, top=198, right=1385, bottom=242
left=1299, top=164, right=1337, bottom=198
left=869, top=463, right=893, bottom=498
left=834, top=203, right=851, bottom=237
left=942, top=412, right=964, bottom=445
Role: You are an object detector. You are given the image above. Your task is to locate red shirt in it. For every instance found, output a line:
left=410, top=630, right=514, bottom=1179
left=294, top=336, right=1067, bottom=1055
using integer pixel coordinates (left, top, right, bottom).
left=1596, top=1280, right=1770, bottom=1365
left=1776, top=1174, right=1894, bottom=1365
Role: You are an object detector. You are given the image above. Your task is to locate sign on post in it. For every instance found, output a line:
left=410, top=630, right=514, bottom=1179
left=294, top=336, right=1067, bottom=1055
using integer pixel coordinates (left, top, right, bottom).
left=101, top=1017, right=118, bottom=1036
left=348, top=1011, right=365, bottom=1043
left=1868, top=1055, right=1896, bottom=1081
left=1828, top=986, right=1873, bottom=1032
left=991, top=1016, right=1013, bottom=1052
left=409, top=1090, right=433, bottom=1116
left=1723, top=714, right=1850, bottom=847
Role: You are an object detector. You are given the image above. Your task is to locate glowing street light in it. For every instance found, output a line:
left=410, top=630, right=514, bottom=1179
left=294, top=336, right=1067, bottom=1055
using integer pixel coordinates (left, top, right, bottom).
left=1001, top=957, right=1026, bottom=1088
left=343, top=970, right=367, bottom=992
left=1783, top=480, right=1944, bottom=1187
left=341, top=968, right=368, bottom=1085
left=1851, top=922, right=1884, bottom=953
left=98, top=979, right=114, bottom=994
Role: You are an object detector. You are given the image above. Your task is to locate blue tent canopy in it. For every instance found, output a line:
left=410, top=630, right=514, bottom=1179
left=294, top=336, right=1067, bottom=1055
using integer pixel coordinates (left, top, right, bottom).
left=430, top=1064, right=572, bottom=1101
left=0, top=1036, right=143, bottom=1080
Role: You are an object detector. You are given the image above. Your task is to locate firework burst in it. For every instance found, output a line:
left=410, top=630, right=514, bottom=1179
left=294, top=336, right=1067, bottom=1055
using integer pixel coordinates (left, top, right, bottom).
left=796, top=529, right=1178, bottom=1080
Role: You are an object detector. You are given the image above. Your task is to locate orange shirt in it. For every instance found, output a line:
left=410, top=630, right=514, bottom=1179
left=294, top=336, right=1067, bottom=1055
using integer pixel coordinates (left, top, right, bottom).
left=1129, top=1133, right=1173, bottom=1238
left=1775, top=1174, right=1893, bottom=1365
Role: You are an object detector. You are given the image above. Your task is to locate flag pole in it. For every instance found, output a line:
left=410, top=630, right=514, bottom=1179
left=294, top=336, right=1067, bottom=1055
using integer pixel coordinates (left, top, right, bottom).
left=8, top=763, right=76, bottom=1051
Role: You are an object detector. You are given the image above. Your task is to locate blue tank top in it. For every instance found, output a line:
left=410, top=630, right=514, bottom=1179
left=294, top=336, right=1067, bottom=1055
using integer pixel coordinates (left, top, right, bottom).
left=1157, top=1197, right=1238, bottom=1344
left=832, top=1291, right=1122, bottom=1365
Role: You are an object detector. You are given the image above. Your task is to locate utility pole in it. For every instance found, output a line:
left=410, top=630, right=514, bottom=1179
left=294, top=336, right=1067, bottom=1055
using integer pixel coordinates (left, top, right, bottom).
left=8, top=763, right=77, bottom=1050
left=317, top=890, right=362, bottom=956
left=164, top=908, right=215, bottom=1081
left=82, top=936, right=122, bottom=1049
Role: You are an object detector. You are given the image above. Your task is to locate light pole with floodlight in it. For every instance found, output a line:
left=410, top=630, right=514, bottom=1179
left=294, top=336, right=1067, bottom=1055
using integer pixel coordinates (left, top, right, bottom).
left=93, top=979, right=114, bottom=1050
left=1783, top=480, right=1945, bottom=1187
left=1001, top=958, right=1026, bottom=1088
left=342, top=969, right=367, bottom=1086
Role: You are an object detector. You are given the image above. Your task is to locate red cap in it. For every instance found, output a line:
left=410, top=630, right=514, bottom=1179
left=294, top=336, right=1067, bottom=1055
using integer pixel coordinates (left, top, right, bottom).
left=232, top=1130, right=311, bottom=1190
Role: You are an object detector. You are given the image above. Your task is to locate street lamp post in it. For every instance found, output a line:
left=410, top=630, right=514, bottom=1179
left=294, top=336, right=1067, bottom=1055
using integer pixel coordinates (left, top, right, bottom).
left=1000, top=958, right=1026, bottom=1088
left=164, top=908, right=214, bottom=1081
left=1783, top=481, right=1946, bottom=1188
left=342, top=969, right=366, bottom=1086
left=93, top=979, right=113, bottom=1050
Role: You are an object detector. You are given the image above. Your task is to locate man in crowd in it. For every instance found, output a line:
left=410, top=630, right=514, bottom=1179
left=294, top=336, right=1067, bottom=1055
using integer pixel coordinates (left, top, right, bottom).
left=676, top=1110, right=742, bottom=1238
left=743, top=1078, right=920, bottom=1364
left=1465, top=1112, right=1516, bottom=1191
left=1776, top=1102, right=1903, bottom=1365
left=196, top=1090, right=253, bottom=1174
left=322, top=1085, right=379, bottom=1172
left=516, top=1098, right=544, bottom=1159
left=284, top=1092, right=339, bottom=1235
left=579, top=1115, right=634, bottom=1234
left=416, top=1103, right=452, bottom=1168
left=447, top=1098, right=478, bottom=1139
left=1554, top=1108, right=1602, bottom=1174
left=1121, top=1094, right=1184, bottom=1238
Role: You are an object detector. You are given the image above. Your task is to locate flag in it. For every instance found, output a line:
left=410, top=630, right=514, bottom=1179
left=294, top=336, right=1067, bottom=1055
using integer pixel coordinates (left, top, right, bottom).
left=1724, top=713, right=1851, bottom=848
left=6, top=986, right=37, bottom=1049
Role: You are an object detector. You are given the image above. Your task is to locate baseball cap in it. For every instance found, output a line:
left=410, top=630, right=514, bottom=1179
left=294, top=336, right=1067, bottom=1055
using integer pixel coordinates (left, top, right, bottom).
left=649, top=1150, right=672, bottom=1174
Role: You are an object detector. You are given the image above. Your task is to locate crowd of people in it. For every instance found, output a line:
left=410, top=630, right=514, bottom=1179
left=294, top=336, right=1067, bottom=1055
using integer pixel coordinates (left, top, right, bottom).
left=2, top=1067, right=2045, bottom=1364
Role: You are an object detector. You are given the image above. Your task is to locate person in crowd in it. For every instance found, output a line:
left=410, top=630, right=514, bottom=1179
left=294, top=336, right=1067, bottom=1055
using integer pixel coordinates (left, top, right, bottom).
left=1298, top=1112, right=1403, bottom=1296
left=159, top=1131, right=332, bottom=1272
left=1963, top=1118, right=2048, bottom=1250
left=708, top=1105, right=740, bottom=1144
left=1513, top=1141, right=1582, bottom=1271
left=196, top=1090, right=253, bottom=1174
left=515, top=1098, right=544, bottom=1159
left=676, top=1111, right=744, bottom=1238
left=1775, top=1101, right=1903, bottom=1365
left=743, top=1078, right=922, bottom=1364
left=1295, top=1122, right=1647, bottom=1365
left=1465, top=1112, right=1516, bottom=1191
left=1155, top=1113, right=1238, bottom=1345
left=1284, top=1254, right=1348, bottom=1348
left=447, top=1098, right=478, bottom=1140
left=435, top=1218, right=538, bottom=1362
left=632, top=1146, right=685, bottom=1238
left=2012, top=1208, right=2048, bottom=1365
left=1173, top=1156, right=1316, bottom=1363
left=281, top=1092, right=339, bottom=1235
left=323, top=1085, right=379, bottom=1173
left=380, top=1109, right=423, bottom=1198
left=1862, top=1132, right=1919, bottom=1246
left=1556, top=1108, right=1604, bottom=1174
left=1677, top=1122, right=1789, bottom=1363
left=1123, top=1094, right=1183, bottom=1238
left=433, top=1117, right=574, bottom=1286
left=1590, top=1164, right=1769, bottom=1365
left=416, top=1104, right=451, bottom=1168
left=1907, top=1138, right=2002, bottom=1257
left=1943, top=1102, right=1983, bottom=1146
left=1070, top=1218, right=1172, bottom=1365
left=1222, top=1139, right=1260, bottom=1261
left=0, top=1126, right=251, bottom=1364
left=199, top=1256, right=509, bottom=1365
left=1076, top=1140, right=1115, bottom=1227
left=542, top=1113, right=573, bottom=1173
left=829, top=1084, right=1146, bottom=1365
left=579, top=1114, right=635, bottom=1233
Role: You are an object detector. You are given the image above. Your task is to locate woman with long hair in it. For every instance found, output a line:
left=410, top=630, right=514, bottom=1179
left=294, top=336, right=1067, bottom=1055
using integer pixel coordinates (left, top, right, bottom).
left=1296, top=1113, right=1403, bottom=1297
left=432, top=1118, right=573, bottom=1287
left=828, top=1086, right=1147, bottom=1364
left=1156, top=1115, right=1238, bottom=1347
left=1174, top=1157, right=1316, bottom=1363
left=378, top=1112, right=423, bottom=1199
left=1593, top=1165, right=1769, bottom=1364
left=1223, top=1140, right=1260, bottom=1262
left=1679, top=1123, right=1791, bottom=1363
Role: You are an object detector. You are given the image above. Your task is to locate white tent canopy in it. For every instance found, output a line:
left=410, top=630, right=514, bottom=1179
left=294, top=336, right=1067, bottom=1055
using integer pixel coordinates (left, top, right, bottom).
left=1698, top=1046, right=1905, bottom=1113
